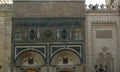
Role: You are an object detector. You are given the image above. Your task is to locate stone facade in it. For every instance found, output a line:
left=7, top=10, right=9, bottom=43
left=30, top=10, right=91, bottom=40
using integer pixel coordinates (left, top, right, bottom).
left=13, top=1, right=85, bottom=17
left=0, top=4, right=13, bottom=72
left=85, top=4, right=119, bottom=72
left=0, top=0, right=119, bottom=72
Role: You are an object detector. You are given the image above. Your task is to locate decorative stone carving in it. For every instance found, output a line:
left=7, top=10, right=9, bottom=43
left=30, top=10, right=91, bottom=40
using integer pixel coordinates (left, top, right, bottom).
left=30, top=30, right=36, bottom=40
left=106, top=4, right=111, bottom=8
left=102, top=47, right=108, bottom=53
left=45, top=30, right=53, bottom=39
left=92, top=21, right=116, bottom=28
left=105, top=52, right=114, bottom=72
left=96, top=53, right=105, bottom=71
left=100, top=4, right=105, bottom=9
left=92, top=4, right=99, bottom=10
left=37, top=29, right=40, bottom=40
left=61, top=29, right=67, bottom=39
left=95, top=52, right=114, bottom=72
left=112, top=2, right=119, bottom=9
left=110, top=0, right=114, bottom=5
left=88, top=4, right=93, bottom=9
left=0, top=4, right=13, bottom=11
left=96, top=30, right=112, bottom=39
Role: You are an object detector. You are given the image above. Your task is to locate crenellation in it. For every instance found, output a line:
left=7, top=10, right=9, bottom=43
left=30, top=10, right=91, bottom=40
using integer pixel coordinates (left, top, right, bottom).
left=86, top=3, right=119, bottom=13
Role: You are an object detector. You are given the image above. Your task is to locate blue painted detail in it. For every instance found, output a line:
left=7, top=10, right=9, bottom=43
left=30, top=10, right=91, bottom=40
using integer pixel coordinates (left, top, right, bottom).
left=69, top=47, right=81, bottom=53
left=30, top=30, right=36, bottom=40
left=12, top=17, right=84, bottom=27
left=61, top=29, right=67, bottom=39
left=52, top=47, right=63, bottom=54
left=16, top=48, right=27, bottom=55
left=33, top=48, right=45, bottom=54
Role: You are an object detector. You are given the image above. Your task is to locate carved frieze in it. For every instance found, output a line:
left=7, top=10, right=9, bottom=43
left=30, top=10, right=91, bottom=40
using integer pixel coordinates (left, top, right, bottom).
left=92, top=21, right=116, bottom=28
left=95, top=52, right=114, bottom=72
left=12, top=17, right=84, bottom=27
left=12, top=17, right=84, bottom=42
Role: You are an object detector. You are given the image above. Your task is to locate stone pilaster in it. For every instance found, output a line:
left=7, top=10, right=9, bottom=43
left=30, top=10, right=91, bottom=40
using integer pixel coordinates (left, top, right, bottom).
left=0, top=4, right=13, bottom=72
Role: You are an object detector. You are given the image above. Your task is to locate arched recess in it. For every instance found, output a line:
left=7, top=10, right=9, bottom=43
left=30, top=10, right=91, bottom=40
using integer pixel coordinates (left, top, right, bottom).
left=51, top=50, right=81, bottom=65
left=16, top=50, right=45, bottom=66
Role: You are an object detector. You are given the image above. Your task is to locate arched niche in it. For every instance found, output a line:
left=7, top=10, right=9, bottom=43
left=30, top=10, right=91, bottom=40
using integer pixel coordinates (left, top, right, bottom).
left=16, top=50, right=45, bottom=66
left=51, top=50, right=81, bottom=65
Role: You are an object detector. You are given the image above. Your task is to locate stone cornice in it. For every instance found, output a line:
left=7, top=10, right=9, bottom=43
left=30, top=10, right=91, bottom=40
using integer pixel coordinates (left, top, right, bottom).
left=92, top=21, right=117, bottom=28
left=0, top=4, right=13, bottom=12
left=92, top=21, right=117, bottom=24
left=13, top=0, right=85, bottom=1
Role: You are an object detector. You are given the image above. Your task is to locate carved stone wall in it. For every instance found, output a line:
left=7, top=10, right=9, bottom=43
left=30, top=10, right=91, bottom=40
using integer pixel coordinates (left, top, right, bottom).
left=0, top=4, right=12, bottom=72
left=85, top=11, right=119, bottom=72
left=13, top=1, right=85, bottom=17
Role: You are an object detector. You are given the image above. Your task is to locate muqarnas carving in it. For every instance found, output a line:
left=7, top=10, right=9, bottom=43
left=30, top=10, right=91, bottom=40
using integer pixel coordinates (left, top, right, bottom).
left=96, top=53, right=105, bottom=72
left=95, top=52, right=114, bottom=72
left=105, top=53, right=114, bottom=72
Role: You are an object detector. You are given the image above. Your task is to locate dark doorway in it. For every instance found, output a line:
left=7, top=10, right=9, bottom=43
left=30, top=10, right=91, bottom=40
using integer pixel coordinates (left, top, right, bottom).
left=26, top=69, right=37, bottom=72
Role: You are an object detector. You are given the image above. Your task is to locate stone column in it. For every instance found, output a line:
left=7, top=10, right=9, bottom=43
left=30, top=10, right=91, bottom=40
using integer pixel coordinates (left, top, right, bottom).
left=0, top=13, right=5, bottom=72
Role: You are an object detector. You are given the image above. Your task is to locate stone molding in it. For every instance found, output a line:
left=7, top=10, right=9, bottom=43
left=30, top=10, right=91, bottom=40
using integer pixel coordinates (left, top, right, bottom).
left=92, top=21, right=117, bottom=24
left=92, top=21, right=116, bottom=28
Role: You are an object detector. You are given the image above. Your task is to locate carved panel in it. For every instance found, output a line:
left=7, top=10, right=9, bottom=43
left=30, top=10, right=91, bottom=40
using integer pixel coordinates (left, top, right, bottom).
left=96, top=30, right=112, bottom=39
